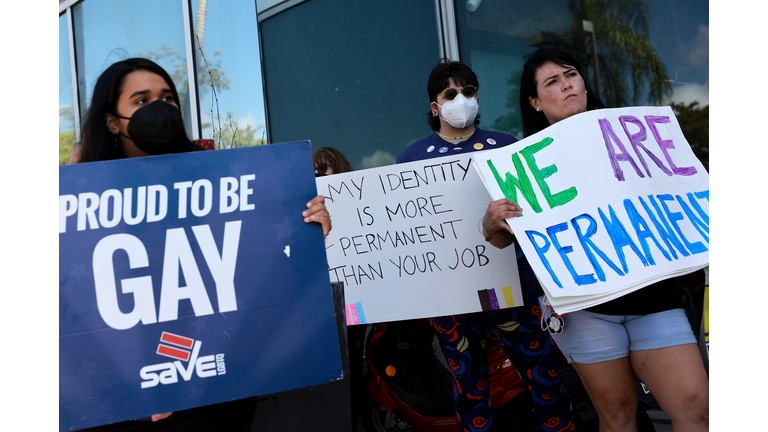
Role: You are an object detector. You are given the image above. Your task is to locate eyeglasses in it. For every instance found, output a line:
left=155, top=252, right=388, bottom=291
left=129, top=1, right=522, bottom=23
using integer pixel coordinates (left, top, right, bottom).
left=315, top=163, right=329, bottom=174
left=438, top=85, right=477, bottom=101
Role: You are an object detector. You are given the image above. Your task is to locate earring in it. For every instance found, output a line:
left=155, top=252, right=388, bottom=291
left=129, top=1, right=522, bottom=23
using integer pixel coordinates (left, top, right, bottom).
left=114, top=134, right=119, bottom=148
left=536, top=108, right=540, bottom=112
left=433, top=111, right=437, bottom=117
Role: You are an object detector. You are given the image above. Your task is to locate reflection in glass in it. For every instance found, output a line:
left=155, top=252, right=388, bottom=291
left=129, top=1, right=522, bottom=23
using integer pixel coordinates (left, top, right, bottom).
left=192, top=0, right=267, bottom=148
left=60, top=14, right=76, bottom=165
left=72, top=0, right=193, bottom=138
left=260, top=0, right=440, bottom=169
left=454, top=0, right=707, bottom=167
left=454, top=0, right=578, bottom=139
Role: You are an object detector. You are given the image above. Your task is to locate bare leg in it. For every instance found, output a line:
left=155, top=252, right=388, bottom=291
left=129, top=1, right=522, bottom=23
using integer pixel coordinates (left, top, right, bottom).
left=571, top=357, right=638, bottom=432
left=630, top=344, right=708, bottom=432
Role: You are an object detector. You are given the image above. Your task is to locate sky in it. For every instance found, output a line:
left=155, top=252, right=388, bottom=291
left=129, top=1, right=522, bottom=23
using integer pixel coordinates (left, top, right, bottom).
left=645, top=0, right=709, bottom=106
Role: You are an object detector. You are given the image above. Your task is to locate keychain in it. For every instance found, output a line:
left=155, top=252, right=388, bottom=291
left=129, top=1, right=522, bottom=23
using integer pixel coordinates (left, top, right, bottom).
left=540, top=295, right=565, bottom=335
left=546, top=313, right=564, bottom=335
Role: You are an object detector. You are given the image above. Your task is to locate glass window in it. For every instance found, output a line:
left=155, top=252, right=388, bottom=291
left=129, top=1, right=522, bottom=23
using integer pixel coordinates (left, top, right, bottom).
left=60, top=13, right=76, bottom=165
left=454, top=0, right=708, bottom=164
left=192, top=0, right=267, bottom=148
left=646, top=0, right=709, bottom=170
left=647, top=0, right=709, bottom=105
left=454, top=0, right=588, bottom=139
left=72, top=0, right=194, bottom=138
left=259, top=0, right=441, bottom=169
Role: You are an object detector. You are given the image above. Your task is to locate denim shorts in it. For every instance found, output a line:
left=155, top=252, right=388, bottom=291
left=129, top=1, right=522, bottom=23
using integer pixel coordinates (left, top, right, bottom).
left=546, top=307, right=697, bottom=364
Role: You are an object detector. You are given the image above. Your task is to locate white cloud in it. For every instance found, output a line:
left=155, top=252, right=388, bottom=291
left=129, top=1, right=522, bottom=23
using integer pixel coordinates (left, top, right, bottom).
left=360, top=150, right=396, bottom=169
left=198, top=110, right=265, bottom=139
left=687, top=24, right=709, bottom=70
left=664, top=81, right=709, bottom=106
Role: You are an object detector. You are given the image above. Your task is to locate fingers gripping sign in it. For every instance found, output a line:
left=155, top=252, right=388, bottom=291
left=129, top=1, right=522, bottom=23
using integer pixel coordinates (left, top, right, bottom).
left=481, top=199, right=522, bottom=248
left=304, top=194, right=332, bottom=237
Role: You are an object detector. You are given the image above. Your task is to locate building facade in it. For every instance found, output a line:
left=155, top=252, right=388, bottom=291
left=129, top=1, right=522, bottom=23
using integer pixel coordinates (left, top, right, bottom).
left=59, top=0, right=709, bottom=168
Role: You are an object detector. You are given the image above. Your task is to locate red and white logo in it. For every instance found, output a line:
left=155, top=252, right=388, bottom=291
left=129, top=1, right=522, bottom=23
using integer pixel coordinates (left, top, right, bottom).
left=157, top=332, right=195, bottom=361
left=140, top=332, right=226, bottom=389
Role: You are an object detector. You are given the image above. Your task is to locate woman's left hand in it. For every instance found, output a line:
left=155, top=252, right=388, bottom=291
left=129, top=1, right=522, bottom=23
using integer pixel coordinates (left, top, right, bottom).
left=303, top=195, right=332, bottom=237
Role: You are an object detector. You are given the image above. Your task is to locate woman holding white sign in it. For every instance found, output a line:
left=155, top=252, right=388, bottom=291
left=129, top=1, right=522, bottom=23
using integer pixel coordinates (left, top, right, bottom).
left=398, top=59, right=576, bottom=432
left=481, top=48, right=708, bottom=431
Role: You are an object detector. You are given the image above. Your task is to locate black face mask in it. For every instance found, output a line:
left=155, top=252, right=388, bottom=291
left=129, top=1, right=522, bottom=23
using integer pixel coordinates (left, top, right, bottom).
left=117, top=100, right=186, bottom=155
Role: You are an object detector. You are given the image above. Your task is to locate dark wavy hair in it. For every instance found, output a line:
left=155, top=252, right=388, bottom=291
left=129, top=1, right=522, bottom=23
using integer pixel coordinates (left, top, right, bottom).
left=313, top=147, right=353, bottom=174
left=426, top=59, right=481, bottom=131
left=78, top=57, right=199, bottom=163
left=519, top=48, right=605, bottom=137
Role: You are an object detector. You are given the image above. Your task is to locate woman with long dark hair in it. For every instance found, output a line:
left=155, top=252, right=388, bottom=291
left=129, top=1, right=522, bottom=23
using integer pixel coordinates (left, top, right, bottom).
left=481, top=47, right=708, bottom=432
left=76, top=57, right=330, bottom=235
left=78, top=57, right=202, bottom=163
left=74, top=58, right=331, bottom=431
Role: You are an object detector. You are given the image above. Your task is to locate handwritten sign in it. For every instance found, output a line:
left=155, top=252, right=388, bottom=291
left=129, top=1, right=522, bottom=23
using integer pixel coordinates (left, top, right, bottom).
left=474, top=107, right=709, bottom=313
left=317, top=156, right=523, bottom=324
left=59, top=142, right=342, bottom=431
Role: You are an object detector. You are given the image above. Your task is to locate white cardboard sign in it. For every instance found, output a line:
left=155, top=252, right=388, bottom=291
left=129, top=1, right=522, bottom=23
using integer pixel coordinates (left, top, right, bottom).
left=316, top=155, right=523, bottom=324
left=473, top=107, right=709, bottom=313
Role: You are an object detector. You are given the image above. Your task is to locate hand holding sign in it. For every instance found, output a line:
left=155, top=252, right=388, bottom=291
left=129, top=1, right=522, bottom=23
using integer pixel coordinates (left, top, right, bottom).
left=317, top=155, right=524, bottom=324
left=474, top=106, right=709, bottom=313
left=481, top=198, right=522, bottom=248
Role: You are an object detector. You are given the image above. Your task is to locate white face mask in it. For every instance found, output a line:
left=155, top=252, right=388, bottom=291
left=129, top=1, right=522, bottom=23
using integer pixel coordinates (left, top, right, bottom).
left=436, top=94, right=478, bottom=129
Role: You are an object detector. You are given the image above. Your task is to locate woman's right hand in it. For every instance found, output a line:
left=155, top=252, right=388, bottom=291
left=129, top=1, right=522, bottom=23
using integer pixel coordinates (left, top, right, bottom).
left=481, top=198, right=522, bottom=248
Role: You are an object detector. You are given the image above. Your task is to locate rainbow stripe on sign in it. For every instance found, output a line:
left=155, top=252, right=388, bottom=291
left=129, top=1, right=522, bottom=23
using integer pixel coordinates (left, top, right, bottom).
left=477, top=287, right=516, bottom=311
left=345, top=302, right=367, bottom=325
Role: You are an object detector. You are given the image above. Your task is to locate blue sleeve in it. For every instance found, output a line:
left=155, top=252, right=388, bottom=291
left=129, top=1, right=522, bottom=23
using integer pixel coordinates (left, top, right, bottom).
left=396, top=148, right=412, bottom=164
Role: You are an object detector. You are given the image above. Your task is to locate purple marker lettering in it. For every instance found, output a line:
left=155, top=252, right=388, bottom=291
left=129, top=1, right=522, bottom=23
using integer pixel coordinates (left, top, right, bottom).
left=619, top=115, right=672, bottom=177
left=645, top=115, right=697, bottom=176
left=599, top=118, right=643, bottom=181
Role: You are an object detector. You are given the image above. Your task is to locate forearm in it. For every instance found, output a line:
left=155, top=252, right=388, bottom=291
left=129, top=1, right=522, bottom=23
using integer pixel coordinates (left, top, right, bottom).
left=480, top=219, right=515, bottom=249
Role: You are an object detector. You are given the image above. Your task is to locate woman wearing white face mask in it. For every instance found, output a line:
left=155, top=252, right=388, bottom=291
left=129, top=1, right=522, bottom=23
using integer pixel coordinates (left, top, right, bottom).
left=396, top=60, right=516, bottom=162
left=397, top=60, right=576, bottom=432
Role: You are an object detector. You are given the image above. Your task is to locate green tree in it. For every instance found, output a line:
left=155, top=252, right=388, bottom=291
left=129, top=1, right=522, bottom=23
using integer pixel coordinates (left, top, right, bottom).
left=214, top=112, right=266, bottom=149
left=671, top=101, right=708, bottom=171
left=574, top=0, right=672, bottom=107
left=59, top=107, right=76, bottom=165
left=492, top=0, right=673, bottom=135
left=144, top=44, right=231, bottom=120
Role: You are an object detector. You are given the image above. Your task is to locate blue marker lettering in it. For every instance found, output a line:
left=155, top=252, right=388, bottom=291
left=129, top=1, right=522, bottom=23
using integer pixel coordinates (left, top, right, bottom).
left=571, top=213, right=624, bottom=282
left=624, top=198, right=671, bottom=265
left=547, top=222, right=596, bottom=286
left=598, top=205, right=649, bottom=273
left=525, top=230, right=562, bottom=288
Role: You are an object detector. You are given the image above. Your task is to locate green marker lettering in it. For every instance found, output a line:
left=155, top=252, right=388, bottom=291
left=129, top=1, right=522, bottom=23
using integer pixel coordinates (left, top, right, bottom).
left=488, top=153, right=542, bottom=213
left=521, top=137, right=577, bottom=209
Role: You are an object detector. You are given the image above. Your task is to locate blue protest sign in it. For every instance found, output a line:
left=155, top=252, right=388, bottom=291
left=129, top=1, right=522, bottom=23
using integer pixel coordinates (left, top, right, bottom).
left=59, top=142, right=342, bottom=431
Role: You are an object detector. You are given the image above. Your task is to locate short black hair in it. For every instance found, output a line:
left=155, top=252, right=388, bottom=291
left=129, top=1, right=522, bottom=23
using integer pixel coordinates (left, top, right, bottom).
left=519, top=48, right=605, bottom=137
left=425, top=59, right=481, bottom=131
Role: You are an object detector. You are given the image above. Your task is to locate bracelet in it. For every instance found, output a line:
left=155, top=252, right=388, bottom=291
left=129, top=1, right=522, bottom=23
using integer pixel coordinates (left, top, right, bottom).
left=478, top=217, right=494, bottom=242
